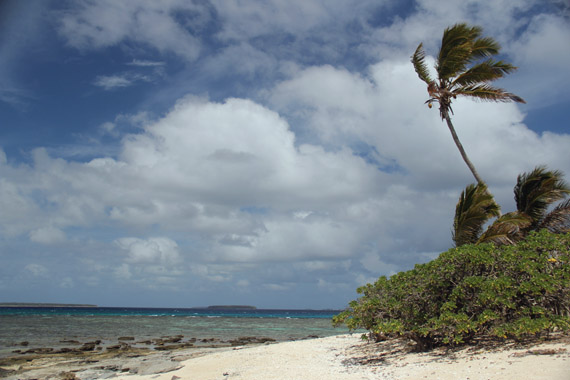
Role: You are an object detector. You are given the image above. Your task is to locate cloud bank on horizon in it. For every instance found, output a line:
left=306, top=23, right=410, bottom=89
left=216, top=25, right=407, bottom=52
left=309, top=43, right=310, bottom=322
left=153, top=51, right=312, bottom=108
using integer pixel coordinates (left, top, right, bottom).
left=0, top=0, right=569, bottom=308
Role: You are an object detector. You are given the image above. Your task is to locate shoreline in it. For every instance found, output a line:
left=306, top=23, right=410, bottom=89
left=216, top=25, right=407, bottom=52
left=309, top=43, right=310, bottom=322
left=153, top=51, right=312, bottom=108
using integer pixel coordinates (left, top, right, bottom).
left=2, top=333, right=569, bottom=380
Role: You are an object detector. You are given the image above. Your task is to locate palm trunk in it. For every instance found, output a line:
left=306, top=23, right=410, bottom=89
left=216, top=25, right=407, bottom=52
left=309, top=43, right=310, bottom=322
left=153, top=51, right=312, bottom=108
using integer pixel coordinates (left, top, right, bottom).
left=442, top=110, right=485, bottom=185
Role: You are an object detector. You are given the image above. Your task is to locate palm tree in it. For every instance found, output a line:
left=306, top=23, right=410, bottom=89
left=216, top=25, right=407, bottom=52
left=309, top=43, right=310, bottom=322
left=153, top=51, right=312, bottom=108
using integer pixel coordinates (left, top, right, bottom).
left=514, top=167, right=570, bottom=230
left=412, top=23, right=525, bottom=185
left=481, top=166, right=570, bottom=245
left=454, top=166, right=570, bottom=246
left=453, top=183, right=500, bottom=246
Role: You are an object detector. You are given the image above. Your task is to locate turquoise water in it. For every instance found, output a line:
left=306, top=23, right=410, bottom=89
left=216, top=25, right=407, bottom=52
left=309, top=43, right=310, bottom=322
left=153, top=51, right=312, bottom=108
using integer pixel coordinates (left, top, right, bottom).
left=0, top=307, right=348, bottom=357
left=0, top=306, right=339, bottom=318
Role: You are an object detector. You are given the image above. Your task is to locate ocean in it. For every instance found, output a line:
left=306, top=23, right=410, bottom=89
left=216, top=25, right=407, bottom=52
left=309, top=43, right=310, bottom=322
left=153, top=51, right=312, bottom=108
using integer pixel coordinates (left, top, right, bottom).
left=0, top=307, right=349, bottom=358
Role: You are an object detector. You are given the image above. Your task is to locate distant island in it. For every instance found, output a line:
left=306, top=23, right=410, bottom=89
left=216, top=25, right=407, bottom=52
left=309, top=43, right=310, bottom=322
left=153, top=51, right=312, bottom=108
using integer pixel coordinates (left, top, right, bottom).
left=207, top=305, right=257, bottom=310
left=0, top=303, right=97, bottom=308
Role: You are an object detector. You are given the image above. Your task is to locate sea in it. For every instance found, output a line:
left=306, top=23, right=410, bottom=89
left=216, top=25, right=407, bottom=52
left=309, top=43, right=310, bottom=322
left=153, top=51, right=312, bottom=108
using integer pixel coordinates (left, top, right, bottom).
left=0, top=307, right=350, bottom=358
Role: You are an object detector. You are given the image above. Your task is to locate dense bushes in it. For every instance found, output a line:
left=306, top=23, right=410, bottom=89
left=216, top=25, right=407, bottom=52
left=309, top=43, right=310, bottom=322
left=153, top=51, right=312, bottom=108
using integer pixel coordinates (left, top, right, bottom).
left=333, top=230, right=570, bottom=350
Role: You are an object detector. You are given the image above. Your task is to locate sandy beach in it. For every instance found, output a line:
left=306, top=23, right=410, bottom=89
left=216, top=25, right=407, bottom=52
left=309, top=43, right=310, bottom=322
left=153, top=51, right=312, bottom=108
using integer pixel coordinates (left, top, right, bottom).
left=109, top=334, right=570, bottom=380
left=2, top=333, right=569, bottom=380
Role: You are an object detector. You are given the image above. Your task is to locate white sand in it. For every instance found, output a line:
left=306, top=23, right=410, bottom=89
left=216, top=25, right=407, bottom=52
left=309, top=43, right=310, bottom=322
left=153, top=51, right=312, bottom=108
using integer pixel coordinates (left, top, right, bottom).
left=114, top=334, right=570, bottom=380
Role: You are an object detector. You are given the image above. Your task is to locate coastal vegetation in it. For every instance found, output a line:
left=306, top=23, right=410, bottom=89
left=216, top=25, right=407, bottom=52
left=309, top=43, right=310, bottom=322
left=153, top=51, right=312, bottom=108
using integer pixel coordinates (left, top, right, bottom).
left=333, top=230, right=570, bottom=351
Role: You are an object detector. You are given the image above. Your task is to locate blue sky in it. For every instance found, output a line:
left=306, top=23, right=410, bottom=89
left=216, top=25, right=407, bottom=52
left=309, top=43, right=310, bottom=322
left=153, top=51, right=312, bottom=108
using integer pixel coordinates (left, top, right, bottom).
left=1, top=0, right=569, bottom=309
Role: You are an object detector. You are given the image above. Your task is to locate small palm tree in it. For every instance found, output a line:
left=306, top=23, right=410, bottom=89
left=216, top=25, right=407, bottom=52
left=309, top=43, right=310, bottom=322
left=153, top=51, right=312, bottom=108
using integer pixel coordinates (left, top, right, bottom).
left=412, top=23, right=525, bottom=185
left=453, top=183, right=500, bottom=246
left=481, top=166, right=570, bottom=245
left=454, top=166, right=570, bottom=246
left=514, top=167, right=570, bottom=230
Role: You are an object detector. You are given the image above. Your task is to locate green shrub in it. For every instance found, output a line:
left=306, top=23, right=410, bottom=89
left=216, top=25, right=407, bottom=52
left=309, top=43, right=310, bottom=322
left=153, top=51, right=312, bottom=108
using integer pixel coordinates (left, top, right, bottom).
left=333, top=230, right=570, bottom=350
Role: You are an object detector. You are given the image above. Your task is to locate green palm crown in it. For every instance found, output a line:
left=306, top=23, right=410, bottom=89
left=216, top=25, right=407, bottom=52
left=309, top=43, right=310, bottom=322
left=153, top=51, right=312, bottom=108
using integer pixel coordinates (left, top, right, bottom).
left=412, top=23, right=525, bottom=119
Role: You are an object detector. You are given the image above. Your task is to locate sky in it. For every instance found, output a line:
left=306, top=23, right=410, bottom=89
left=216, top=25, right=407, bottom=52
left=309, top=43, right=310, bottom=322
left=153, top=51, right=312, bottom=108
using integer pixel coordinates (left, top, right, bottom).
left=0, top=0, right=569, bottom=309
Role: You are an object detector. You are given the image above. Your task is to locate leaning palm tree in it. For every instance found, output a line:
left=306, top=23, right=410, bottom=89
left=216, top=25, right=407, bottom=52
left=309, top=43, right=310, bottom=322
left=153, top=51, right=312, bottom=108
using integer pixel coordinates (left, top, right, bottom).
left=412, top=23, right=526, bottom=185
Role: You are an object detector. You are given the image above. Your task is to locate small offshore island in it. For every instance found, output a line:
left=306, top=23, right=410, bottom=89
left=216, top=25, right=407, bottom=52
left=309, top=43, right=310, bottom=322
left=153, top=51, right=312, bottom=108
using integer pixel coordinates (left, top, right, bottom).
left=0, top=303, right=97, bottom=308
left=206, top=305, right=256, bottom=310
left=0, top=303, right=257, bottom=310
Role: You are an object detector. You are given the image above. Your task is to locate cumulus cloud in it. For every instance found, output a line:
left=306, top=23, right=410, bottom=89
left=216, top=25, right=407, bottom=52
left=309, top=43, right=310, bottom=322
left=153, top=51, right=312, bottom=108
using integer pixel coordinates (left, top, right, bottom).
left=507, top=12, right=570, bottom=107
left=2, top=84, right=569, bottom=301
left=270, top=57, right=570, bottom=189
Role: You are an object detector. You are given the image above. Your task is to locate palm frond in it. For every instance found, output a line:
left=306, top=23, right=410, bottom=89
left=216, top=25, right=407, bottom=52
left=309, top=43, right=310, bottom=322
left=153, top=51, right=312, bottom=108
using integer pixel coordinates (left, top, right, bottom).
left=515, top=166, right=570, bottom=224
left=411, top=43, right=434, bottom=85
left=439, top=23, right=482, bottom=60
left=437, top=42, right=471, bottom=81
left=437, top=23, right=482, bottom=80
left=453, top=183, right=500, bottom=246
left=455, top=84, right=526, bottom=103
left=539, top=199, right=570, bottom=234
left=469, top=36, right=500, bottom=61
left=451, top=60, right=519, bottom=89
left=478, top=212, right=532, bottom=245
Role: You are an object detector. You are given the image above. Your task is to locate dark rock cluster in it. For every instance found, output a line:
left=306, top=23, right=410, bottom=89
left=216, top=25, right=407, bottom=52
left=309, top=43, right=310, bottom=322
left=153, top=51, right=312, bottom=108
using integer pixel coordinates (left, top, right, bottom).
left=228, top=336, right=277, bottom=346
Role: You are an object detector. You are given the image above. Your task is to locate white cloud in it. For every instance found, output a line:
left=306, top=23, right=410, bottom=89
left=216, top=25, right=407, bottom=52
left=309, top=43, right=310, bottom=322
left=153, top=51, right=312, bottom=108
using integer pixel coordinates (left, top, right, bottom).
left=25, top=263, right=49, bottom=277
left=2, top=87, right=569, bottom=297
left=93, top=72, right=154, bottom=91
left=507, top=13, right=570, bottom=107
left=512, top=13, right=570, bottom=70
left=0, top=175, right=43, bottom=237
left=29, top=226, right=66, bottom=244
left=270, top=54, right=570, bottom=187
left=115, top=237, right=181, bottom=265
left=211, top=0, right=332, bottom=39
left=127, top=59, right=165, bottom=67
left=99, top=121, right=118, bottom=137
left=93, top=75, right=133, bottom=90
left=57, top=0, right=202, bottom=61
